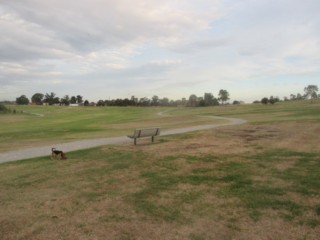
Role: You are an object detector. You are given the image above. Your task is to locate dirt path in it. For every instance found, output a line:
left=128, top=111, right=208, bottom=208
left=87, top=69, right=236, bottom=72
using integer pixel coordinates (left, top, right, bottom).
left=0, top=116, right=246, bottom=164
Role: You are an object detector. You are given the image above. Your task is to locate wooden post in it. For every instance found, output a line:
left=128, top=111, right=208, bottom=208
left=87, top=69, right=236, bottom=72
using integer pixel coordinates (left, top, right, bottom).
left=134, top=138, right=137, bottom=145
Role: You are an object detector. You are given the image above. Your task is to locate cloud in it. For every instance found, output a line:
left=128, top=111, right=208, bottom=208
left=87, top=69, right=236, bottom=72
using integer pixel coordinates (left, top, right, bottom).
left=2, top=0, right=219, bottom=54
left=0, top=0, right=319, bottom=102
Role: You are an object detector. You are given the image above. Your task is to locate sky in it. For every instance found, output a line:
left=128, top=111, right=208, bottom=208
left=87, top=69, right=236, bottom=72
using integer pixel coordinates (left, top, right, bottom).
left=1, top=0, right=319, bottom=103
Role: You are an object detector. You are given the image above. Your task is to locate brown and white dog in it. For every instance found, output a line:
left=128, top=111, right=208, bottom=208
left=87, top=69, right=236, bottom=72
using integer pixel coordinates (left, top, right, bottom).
left=51, top=147, right=67, bottom=160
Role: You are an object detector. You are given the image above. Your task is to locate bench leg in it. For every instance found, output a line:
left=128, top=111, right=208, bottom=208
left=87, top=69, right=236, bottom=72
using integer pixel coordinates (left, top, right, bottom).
left=152, top=136, right=154, bottom=143
left=134, top=138, right=137, bottom=145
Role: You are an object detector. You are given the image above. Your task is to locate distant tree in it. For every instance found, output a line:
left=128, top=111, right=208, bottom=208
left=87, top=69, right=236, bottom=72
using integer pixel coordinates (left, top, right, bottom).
left=76, top=95, right=83, bottom=104
left=84, top=100, right=89, bottom=106
left=304, top=85, right=318, bottom=103
left=118, top=98, right=131, bottom=106
left=197, top=97, right=205, bottom=107
left=181, top=98, right=187, bottom=106
left=218, top=89, right=230, bottom=105
left=233, top=100, right=240, bottom=105
left=130, top=96, right=138, bottom=106
left=31, top=93, right=44, bottom=105
left=188, top=94, right=198, bottom=107
left=269, top=96, right=278, bottom=104
left=253, top=100, right=261, bottom=104
left=151, top=95, right=159, bottom=106
left=198, top=97, right=205, bottom=107
left=0, top=104, right=8, bottom=112
left=290, top=94, right=296, bottom=100
left=269, top=96, right=276, bottom=104
left=296, top=93, right=304, bottom=100
left=204, top=93, right=214, bottom=106
left=60, top=95, right=70, bottom=106
left=44, top=92, right=59, bottom=105
left=70, top=96, right=77, bottom=104
left=160, top=97, right=170, bottom=106
left=16, top=95, right=30, bottom=105
left=96, top=100, right=105, bottom=106
left=261, top=97, right=269, bottom=104
left=138, top=97, right=150, bottom=106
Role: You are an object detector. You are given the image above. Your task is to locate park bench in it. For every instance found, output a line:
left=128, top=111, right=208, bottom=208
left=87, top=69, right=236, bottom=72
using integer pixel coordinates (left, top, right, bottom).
left=127, top=127, right=160, bottom=145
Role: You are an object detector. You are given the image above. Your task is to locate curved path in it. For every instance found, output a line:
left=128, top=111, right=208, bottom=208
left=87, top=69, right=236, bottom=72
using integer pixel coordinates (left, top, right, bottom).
left=0, top=116, right=246, bottom=164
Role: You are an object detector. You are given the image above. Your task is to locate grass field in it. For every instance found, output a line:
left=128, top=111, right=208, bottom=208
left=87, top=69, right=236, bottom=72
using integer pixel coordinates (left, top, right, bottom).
left=0, top=105, right=226, bottom=152
left=0, top=101, right=320, bottom=239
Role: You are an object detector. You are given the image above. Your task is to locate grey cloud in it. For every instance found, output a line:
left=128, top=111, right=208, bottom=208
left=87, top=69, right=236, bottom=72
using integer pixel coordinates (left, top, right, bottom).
left=74, top=60, right=181, bottom=87
left=170, top=38, right=231, bottom=53
left=2, top=0, right=211, bottom=54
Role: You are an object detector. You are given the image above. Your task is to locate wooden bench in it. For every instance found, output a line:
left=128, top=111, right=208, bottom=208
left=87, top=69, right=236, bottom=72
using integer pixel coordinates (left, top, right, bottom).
left=127, top=127, right=160, bottom=145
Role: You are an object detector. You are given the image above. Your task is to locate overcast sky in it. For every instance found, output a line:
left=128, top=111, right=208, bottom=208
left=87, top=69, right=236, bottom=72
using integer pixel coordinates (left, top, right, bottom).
left=1, top=0, right=319, bottom=103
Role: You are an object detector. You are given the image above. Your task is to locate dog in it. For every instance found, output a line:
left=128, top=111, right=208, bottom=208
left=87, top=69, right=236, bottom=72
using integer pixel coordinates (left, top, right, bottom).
left=51, top=147, right=67, bottom=160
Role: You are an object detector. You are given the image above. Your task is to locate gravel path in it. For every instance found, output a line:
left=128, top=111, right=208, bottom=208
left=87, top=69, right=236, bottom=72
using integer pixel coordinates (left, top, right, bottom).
left=0, top=116, right=246, bottom=164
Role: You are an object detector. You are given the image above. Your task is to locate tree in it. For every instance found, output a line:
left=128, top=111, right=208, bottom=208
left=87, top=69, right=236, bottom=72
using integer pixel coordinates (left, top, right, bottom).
left=268, top=96, right=279, bottom=105
left=96, top=100, right=105, bottom=106
left=296, top=93, right=303, bottom=100
left=60, top=95, right=70, bottom=106
left=138, top=97, right=150, bottom=106
left=290, top=94, right=296, bottom=100
left=31, top=93, right=44, bottom=105
left=218, top=89, right=230, bottom=105
left=304, top=85, right=318, bottom=103
left=160, top=97, right=169, bottom=106
left=130, top=96, right=138, bottom=106
left=0, top=103, right=8, bottom=112
left=261, top=97, right=269, bottom=104
left=44, top=92, right=59, bottom=105
left=76, top=95, right=83, bottom=104
left=70, top=96, right=77, bottom=104
left=151, top=95, right=159, bottom=106
left=188, top=94, right=198, bottom=107
left=16, top=95, right=30, bottom=105
left=269, top=96, right=276, bottom=104
left=204, top=93, right=214, bottom=106
left=181, top=98, right=187, bottom=106
left=84, top=100, right=89, bottom=106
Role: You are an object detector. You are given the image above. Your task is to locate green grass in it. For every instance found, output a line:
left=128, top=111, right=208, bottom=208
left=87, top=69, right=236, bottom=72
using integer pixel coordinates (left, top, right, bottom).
left=0, top=105, right=225, bottom=152
left=1, top=100, right=319, bottom=152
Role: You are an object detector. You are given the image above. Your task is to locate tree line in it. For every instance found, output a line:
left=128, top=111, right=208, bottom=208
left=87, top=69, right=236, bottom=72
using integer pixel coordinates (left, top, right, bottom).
left=16, top=93, right=85, bottom=106
left=258, top=85, right=319, bottom=104
left=13, top=85, right=319, bottom=106
left=15, top=89, right=231, bottom=107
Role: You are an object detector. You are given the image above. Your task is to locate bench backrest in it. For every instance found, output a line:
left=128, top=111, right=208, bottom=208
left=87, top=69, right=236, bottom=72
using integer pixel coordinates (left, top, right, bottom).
left=132, top=128, right=160, bottom=138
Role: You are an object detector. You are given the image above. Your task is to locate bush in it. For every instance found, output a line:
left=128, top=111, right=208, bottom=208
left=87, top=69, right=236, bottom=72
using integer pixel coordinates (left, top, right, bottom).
left=261, top=97, right=269, bottom=104
left=0, top=104, right=8, bottom=113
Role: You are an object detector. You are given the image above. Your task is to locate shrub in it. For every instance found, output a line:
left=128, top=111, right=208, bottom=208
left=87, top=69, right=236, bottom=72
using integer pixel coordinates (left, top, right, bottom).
left=0, top=104, right=8, bottom=113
